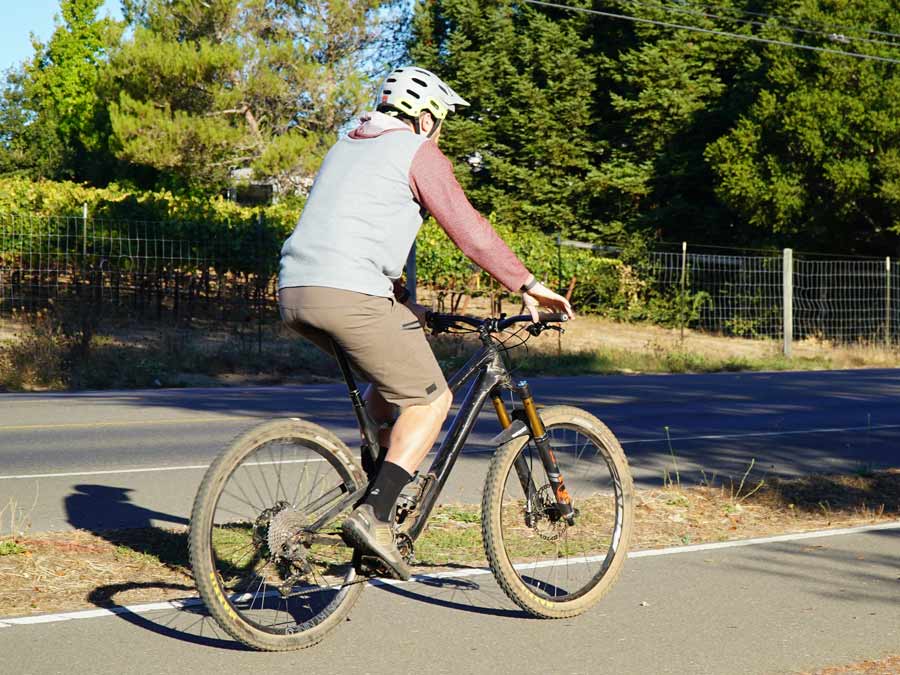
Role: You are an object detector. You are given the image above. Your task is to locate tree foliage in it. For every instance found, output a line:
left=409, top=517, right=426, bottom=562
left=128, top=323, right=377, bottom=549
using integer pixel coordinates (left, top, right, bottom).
left=0, top=0, right=120, bottom=181
left=411, top=0, right=599, bottom=237
left=108, top=0, right=404, bottom=191
left=3, top=0, right=900, bottom=256
left=705, top=1, right=900, bottom=252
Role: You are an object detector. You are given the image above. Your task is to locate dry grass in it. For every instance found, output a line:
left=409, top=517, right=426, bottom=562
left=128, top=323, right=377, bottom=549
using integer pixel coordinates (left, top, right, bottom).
left=1, top=469, right=897, bottom=619
left=4, top=296, right=900, bottom=391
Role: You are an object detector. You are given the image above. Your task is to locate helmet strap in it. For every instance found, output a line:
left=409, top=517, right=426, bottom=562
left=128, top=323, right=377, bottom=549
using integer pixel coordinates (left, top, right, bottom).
left=426, top=118, right=442, bottom=139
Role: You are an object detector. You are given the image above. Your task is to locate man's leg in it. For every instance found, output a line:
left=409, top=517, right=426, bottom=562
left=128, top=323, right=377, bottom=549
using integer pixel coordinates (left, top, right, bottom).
left=363, top=385, right=453, bottom=472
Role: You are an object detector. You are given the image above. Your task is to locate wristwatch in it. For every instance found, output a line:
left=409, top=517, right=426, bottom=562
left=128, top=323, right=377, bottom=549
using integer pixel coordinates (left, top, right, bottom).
left=520, top=276, right=538, bottom=292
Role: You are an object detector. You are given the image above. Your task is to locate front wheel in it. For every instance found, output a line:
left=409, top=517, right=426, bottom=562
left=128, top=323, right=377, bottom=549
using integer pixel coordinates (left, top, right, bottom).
left=481, top=405, right=633, bottom=618
left=189, top=418, right=367, bottom=651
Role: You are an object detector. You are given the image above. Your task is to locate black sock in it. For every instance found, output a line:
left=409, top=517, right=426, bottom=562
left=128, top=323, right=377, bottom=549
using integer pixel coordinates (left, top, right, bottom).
left=364, top=461, right=412, bottom=522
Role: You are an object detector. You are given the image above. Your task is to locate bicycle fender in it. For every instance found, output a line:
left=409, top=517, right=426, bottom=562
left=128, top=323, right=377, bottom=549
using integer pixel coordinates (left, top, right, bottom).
left=489, top=419, right=531, bottom=447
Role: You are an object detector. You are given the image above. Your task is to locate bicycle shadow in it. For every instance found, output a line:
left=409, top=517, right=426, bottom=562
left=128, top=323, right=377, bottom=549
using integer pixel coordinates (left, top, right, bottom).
left=86, top=582, right=245, bottom=650
left=63, top=484, right=239, bottom=648
left=369, top=569, right=533, bottom=619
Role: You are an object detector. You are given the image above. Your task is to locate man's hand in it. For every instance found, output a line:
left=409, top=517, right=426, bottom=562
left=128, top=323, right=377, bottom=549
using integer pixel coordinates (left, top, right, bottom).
left=406, top=301, right=430, bottom=327
left=522, top=281, right=575, bottom=322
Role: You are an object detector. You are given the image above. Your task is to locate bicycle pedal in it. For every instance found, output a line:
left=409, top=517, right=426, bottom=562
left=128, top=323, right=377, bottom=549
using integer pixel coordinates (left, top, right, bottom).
left=353, top=552, right=390, bottom=578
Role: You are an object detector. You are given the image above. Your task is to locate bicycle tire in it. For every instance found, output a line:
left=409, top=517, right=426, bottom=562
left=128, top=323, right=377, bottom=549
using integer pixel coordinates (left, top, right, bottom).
left=481, top=405, right=634, bottom=618
left=189, top=418, right=367, bottom=651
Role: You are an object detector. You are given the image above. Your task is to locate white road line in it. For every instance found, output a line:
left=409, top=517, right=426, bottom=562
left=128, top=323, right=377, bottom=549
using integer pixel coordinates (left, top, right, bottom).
left=619, top=423, right=900, bottom=445
left=2, top=520, right=898, bottom=629
left=5, top=421, right=898, bottom=481
left=0, top=458, right=325, bottom=481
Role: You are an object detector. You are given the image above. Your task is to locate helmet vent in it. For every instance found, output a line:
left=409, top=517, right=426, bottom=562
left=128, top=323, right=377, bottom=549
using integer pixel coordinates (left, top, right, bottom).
left=406, top=89, right=421, bottom=99
left=411, top=77, right=428, bottom=87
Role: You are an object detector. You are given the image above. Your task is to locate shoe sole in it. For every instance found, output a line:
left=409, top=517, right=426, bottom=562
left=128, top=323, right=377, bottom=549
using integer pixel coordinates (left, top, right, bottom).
left=341, top=519, right=410, bottom=581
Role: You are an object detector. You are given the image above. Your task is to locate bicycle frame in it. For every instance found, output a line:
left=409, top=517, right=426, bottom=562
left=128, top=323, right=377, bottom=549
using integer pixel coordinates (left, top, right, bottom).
left=329, top=317, right=574, bottom=548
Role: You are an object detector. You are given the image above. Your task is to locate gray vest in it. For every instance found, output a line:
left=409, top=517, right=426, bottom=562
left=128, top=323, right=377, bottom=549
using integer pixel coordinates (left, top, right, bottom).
left=278, top=130, right=428, bottom=297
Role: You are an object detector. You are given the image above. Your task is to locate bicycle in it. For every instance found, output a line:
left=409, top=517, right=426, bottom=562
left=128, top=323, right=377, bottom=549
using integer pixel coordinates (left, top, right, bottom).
left=189, top=311, right=634, bottom=651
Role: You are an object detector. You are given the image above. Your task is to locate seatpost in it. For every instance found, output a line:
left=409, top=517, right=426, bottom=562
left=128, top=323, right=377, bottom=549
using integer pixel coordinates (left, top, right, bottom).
left=515, top=380, right=575, bottom=524
left=332, top=341, right=380, bottom=461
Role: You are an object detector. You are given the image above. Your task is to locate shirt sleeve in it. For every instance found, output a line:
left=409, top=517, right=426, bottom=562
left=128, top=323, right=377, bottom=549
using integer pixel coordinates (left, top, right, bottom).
left=408, top=141, right=532, bottom=293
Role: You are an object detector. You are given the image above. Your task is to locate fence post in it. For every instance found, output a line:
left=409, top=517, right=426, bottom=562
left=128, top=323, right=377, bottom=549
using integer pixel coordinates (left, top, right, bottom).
left=556, top=232, right=563, bottom=293
left=82, top=203, right=88, bottom=257
left=405, top=241, right=417, bottom=304
left=679, top=241, right=687, bottom=343
left=886, top=256, right=891, bottom=350
left=783, top=248, right=793, bottom=357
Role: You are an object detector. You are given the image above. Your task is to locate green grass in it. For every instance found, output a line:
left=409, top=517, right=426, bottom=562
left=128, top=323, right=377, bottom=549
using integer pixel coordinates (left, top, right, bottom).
left=490, top=347, right=830, bottom=377
left=0, top=539, right=26, bottom=556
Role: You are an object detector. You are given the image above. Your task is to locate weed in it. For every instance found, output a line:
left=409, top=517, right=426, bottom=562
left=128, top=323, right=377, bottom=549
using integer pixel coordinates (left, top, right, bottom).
left=0, top=540, right=27, bottom=556
left=729, top=458, right=766, bottom=504
left=663, top=426, right=681, bottom=489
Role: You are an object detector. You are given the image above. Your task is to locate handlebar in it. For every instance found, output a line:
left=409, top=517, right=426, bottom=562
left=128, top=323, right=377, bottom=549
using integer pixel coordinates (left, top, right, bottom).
left=426, top=311, right=569, bottom=335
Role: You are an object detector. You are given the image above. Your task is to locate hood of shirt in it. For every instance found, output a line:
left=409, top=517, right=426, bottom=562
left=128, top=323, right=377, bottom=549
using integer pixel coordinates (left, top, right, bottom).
left=348, top=110, right=412, bottom=139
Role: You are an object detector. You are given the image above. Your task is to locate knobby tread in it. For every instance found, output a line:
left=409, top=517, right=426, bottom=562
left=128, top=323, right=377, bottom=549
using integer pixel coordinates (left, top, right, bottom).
left=188, top=418, right=366, bottom=651
left=481, top=405, right=634, bottom=619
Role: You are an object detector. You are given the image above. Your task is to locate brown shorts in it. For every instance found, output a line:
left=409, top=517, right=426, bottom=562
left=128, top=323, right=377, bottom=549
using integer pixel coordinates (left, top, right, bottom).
left=278, top=286, right=448, bottom=409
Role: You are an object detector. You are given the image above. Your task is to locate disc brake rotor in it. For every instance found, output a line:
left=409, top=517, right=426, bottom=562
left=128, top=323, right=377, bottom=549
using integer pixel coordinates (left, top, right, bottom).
left=532, top=485, right=567, bottom=542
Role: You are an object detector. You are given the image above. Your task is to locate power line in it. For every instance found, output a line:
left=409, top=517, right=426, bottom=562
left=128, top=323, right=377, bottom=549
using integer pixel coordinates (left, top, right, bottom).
left=625, top=0, right=900, bottom=50
left=661, top=0, right=900, bottom=43
left=522, top=0, right=900, bottom=66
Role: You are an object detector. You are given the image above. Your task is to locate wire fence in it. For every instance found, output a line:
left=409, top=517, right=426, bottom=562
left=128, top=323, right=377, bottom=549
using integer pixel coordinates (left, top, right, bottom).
left=2, top=212, right=899, bottom=352
left=632, top=245, right=898, bottom=349
left=0, top=213, right=279, bottom=331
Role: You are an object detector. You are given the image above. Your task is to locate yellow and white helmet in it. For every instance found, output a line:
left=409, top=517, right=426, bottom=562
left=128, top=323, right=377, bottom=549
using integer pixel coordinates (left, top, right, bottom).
left=376, top=66, right=470, bottom=121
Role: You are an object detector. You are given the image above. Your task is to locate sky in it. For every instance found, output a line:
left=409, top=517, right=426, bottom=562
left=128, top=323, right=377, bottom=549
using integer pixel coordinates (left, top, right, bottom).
left=1, top=0, right=123, bottom=72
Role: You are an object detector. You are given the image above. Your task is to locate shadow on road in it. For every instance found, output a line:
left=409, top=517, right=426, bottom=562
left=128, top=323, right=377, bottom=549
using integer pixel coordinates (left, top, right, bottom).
left=86, top=582, right=245, bottom=651
left=66, top=484, right=190, bottom=532
left=372, top=574, right=530, bottom=619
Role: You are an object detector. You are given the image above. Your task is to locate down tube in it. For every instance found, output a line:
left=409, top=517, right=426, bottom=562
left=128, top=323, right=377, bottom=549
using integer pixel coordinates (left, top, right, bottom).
left=406, top=367, right=502, bottom=542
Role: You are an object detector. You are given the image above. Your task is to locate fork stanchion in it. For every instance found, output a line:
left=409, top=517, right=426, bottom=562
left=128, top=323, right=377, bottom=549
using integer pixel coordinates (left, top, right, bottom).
left=515, top=380, right=576, bottom=524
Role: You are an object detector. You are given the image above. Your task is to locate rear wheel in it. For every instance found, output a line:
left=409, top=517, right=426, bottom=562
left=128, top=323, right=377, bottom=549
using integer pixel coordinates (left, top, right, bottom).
left=481, top=405, right=633, bottom=618
left=189, top=418, right=366, bottom=651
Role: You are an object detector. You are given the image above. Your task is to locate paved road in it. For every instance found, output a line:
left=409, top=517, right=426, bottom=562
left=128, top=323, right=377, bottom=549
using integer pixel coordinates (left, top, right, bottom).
left=3, top=369, right=900, bottom=531
left=3, top=525, right=899, bottom=674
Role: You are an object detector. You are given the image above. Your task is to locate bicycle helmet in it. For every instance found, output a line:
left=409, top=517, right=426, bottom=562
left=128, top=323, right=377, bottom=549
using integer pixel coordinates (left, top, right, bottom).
left=376, top=66, right=469, bottom=122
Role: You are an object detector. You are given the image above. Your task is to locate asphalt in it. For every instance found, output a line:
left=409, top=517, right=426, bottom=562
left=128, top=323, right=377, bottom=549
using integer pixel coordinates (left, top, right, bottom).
left=2, top=369, right=900, bottom=531
left=2, top=526, right=898, bottom=674
left=1, top=370, right=899, bottom=672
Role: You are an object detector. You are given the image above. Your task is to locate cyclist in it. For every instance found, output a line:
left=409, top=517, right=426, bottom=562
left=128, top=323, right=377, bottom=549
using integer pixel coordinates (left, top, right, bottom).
left=278, top=66, right=574, bottom=580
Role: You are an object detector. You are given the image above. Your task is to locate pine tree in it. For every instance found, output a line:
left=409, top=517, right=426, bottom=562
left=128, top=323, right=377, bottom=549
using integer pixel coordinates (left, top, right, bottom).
left=108, top=0, right=406, bottom=191
left=411, top=0, right=600, bottom=238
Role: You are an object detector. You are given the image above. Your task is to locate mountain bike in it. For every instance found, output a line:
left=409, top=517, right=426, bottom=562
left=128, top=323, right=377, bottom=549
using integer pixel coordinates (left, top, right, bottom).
left=189, top=311, right=634, bottom=651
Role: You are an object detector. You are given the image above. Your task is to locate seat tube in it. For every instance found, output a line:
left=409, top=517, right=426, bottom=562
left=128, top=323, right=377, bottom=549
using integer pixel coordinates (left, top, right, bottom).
left=515, top=380, right=575, bottom=524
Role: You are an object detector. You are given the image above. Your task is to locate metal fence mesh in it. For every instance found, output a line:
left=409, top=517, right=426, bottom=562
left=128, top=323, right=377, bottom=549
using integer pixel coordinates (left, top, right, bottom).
left=2, top=213, right=900, bottom=350
left=646, top=251, right=784, bottom=339
left=0, top=213, right=277, bottom=326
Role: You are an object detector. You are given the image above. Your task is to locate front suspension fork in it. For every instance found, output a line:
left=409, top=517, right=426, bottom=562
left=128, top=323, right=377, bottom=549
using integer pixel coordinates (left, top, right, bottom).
left=493, top=382, right=576, bottom=525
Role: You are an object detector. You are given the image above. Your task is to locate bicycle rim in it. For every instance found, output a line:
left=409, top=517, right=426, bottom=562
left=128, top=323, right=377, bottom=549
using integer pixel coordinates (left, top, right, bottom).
left=484, top=407, right=632, bottom=615
left=192, top=424, right=364, bottom=647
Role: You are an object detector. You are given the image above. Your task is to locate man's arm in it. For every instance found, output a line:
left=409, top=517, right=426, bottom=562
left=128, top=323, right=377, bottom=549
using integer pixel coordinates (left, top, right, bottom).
left=408, top=141, right=573, bottom=320
left=408, top=142, right=534, bottom=293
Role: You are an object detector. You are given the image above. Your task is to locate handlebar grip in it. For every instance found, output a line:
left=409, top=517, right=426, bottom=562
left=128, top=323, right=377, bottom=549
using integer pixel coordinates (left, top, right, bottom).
left=538, top=312, right=569, bottom=324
